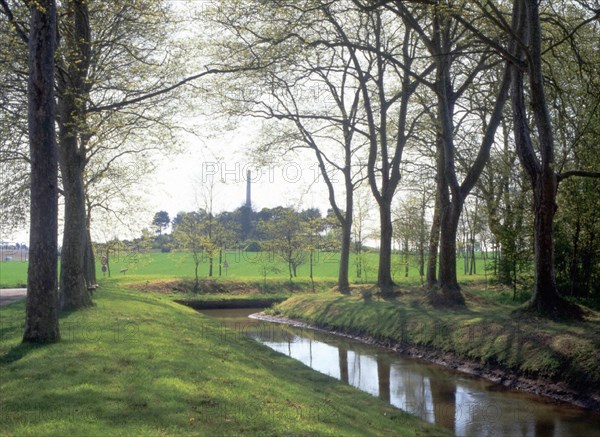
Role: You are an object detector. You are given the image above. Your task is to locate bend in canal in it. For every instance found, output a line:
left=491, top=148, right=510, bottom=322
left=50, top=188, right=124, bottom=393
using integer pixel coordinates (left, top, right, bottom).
left=198, top=307, right=600, bottom=437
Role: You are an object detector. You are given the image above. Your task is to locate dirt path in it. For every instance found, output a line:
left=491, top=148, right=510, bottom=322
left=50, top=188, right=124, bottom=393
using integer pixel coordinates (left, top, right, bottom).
left=0, top=288, right=27, bottom=307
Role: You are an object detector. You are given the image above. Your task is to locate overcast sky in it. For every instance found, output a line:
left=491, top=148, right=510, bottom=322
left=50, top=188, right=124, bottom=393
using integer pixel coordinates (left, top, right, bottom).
left=2, top=96, right=352, bottom=246
left=149, top=124, right=336, bottom=223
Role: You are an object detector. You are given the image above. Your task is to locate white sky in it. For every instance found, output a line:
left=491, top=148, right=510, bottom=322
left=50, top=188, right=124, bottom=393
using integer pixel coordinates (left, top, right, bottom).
left=148, top=123, right=336, bottom=225
left=1, top=102, right=358, bottom=246
left=3, top=129, right=340, bottom=245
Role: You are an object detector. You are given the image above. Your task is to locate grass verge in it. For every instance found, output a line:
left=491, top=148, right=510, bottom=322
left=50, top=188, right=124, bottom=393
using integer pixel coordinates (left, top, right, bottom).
left=0, top=278, right=448, bottom=436
left=126, top=277, right=334, bottom=310
left=270, top=283, right=600, bottom=407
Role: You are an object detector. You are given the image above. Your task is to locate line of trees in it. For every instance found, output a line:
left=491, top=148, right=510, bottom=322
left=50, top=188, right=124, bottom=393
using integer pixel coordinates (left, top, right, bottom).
left=205, top=0, right=600, bottom=314
left=2, top=0, right=191, bottom=312
left=150, top=206, right=333, bottom=290
left=2, top=0, right=255, bottom=342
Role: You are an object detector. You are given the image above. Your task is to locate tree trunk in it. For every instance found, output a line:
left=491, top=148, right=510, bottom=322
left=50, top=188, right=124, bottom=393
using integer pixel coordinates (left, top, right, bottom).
left=418, top=192, right=426, bottom=281
left=403, top=240, right=409, bottom=277
left=310, top=249, right=315, bottom=292
left=429, top=12, right=463, bottom=305
left=23, top=0, right=61, bottom=343
left=338, top=347, right=349, bottom=384
left=432, top=24, right=466, bottom=305
left=57, top=0, right=93, bottom=311
left=219, top=249, right=222, bottom=277
left=437, top=199, right=465, bottom=304
left=338, top=217, right=351, bottom=292
left=377, top=360, right=391, bottom=404
left=377, top=200, right=394, bottom=288
left=510, top=0, right=578, bottom=317
left=418, top=243, right=425, bottom=281
left=194, top=257, right=199, bottom=292
left=528, top=175, right=564, bottom=312
left=470, top=233, right=476, bottom=275
left=58, top=137, right=92, bottom=310
left=84, top=225, right=96, bottom=286
left=430, top=378, right=456, bottom=434
left=463, top=231, right=468, bottom=275
left=568, top=216, right=581, bottom=296
left=427, top=191, right=441, bottom=287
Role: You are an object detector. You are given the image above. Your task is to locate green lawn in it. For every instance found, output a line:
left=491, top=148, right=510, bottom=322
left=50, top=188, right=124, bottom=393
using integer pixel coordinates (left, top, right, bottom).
left=0, top=261, right=28, bottom=288
left=0, top=249, right=492, bottom=288
left=0, top=278, right=449, bottom=436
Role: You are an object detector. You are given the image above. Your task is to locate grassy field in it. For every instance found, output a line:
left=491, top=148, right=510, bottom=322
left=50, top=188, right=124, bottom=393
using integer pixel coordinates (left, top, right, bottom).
left=0, top=249, right=491, bottom=288
left=270, top=285, right=600, bottom=396
left=0, top=278, right=449, bottom=436
left=0, top=261, right=28, bottom=288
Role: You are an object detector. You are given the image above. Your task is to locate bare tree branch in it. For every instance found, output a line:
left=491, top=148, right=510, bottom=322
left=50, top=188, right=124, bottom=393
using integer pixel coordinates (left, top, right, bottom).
left=557, top=170, right=600, bottom=182
left=0, top=0, right=29, bottom=44
left=87, top=66, right=260, bottom=113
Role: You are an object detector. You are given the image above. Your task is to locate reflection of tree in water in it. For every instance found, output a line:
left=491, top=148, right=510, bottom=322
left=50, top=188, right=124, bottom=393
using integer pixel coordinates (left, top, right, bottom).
left=534, top=412, right=555, bottom=437
left=250, top=324, right=599, bottom=437
left=396, top=369, right=428, bottom=419
left=429, top=376, right=456, bottom=434
left=377, top=359, right=391, bottom=403
left=350, top=352, right=362, bottom=387
left=339, top=347, right=349, bottom=384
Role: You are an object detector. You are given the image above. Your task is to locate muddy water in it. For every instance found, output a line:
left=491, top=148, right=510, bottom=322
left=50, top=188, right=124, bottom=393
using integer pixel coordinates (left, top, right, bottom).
left=199, top=308, right=600, bottom=436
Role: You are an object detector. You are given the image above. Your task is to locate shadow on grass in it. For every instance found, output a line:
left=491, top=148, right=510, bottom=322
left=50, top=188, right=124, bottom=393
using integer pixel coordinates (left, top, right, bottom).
left=0, top=341, right=42, bottom=364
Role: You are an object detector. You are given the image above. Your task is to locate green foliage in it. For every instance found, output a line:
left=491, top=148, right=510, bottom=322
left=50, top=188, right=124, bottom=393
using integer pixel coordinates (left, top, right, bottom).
left=257, top=207, right=312, bottom=282
left=545, top=1, right=600, bottom=302
left=172, top=211, right=214, bottom=291
left=555, top=177, right=600, bottom=300
left=151, top=211, right=170, bottom=235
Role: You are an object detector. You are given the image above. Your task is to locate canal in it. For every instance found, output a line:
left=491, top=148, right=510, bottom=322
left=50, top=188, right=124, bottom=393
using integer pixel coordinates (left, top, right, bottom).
left=199, top=307, right=600, bottom=436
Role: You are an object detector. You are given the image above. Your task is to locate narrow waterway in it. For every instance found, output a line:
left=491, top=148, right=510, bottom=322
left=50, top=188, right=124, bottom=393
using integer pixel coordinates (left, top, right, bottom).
left=199, top=308, right=600, bottom=437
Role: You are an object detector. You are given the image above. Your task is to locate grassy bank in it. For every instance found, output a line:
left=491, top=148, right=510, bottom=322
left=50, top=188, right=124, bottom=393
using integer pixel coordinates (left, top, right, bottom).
left=0, top=279, right=448, bottom=436
left=126, top=277, right=336, bottom=310
left=270, top=284, right=600, bottom=400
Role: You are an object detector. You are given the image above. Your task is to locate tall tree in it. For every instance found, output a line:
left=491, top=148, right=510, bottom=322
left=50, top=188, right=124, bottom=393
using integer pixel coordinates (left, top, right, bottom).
left=479, top=116, right=532, bottom=289
left=352, top=188, right=373, bottom=281
left=258, top=207, right=308, bottom=283
left=324, top=3, right=433, bottom=289
left=393, top=191, right=430, bottom=282
left=383, top=0, right=512, bottom=304
left=3, top=0, right=251, bottom=311
left=152, top=211, right=171, bottom=235
left=23, top=0, right=60, bottom=342
left=56, top=0, right=94, bottom=310
left=173, top=210, right=209, bottom=292
left=508, top=0, right=600, bottom=315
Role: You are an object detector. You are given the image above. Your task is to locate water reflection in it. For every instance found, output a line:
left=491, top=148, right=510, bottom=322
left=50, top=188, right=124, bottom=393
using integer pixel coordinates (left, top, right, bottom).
left=200, top=308, right=600, bottom=436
